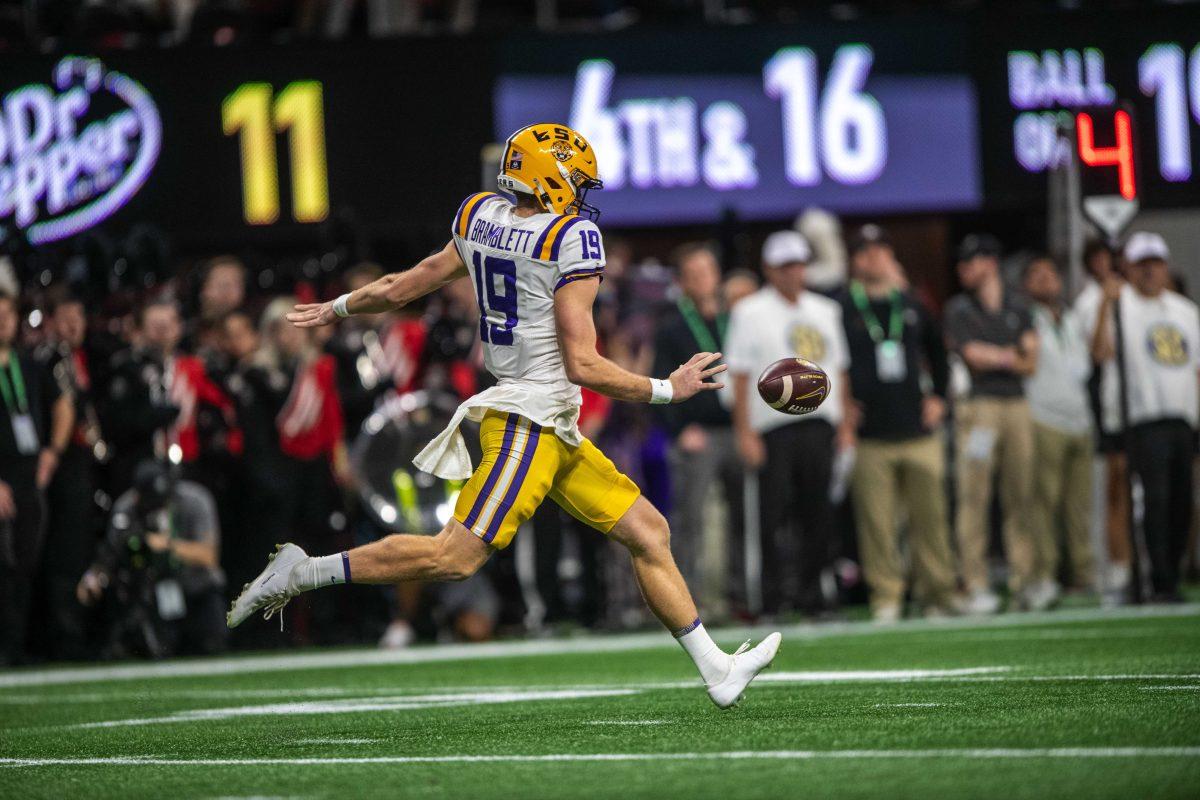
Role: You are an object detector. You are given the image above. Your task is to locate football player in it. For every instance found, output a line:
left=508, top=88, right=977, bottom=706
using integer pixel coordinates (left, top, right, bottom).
left=228, top=124, right=781, bottom=708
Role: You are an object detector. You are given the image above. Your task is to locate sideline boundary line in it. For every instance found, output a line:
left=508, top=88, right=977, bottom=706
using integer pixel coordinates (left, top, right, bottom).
left=1, top=604, right=1195, bottom=689
left=3, top=748, right=1199, bottom=768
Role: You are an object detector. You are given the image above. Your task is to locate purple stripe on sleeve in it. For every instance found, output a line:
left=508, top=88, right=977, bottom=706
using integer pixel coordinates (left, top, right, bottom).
left=549, top=216, right=586, bottom=261
left=554, top=267, right=605, bottom=291
left=463, top=414, right=518, bottom=529
left=482, top=421, right=542, bottom=544
left=341, top=551, right=352, bottom=583
left=451, top=194, right=474, bottom=235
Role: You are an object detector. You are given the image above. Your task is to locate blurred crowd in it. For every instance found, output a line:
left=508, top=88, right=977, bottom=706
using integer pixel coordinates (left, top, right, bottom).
left=1, top=213, right=1198, bottom=667
left=0, top=0, right=1185, bottom=50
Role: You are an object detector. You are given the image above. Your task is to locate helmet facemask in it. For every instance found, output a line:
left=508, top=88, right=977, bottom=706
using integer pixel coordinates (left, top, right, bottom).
left=562, top=166, right=603, bottom=221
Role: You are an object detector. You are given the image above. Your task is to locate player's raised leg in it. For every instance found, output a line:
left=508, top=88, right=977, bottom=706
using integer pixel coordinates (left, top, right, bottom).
left=608, top=496, right=781, bottom=708
left=226, top=520, right=490, bottom=627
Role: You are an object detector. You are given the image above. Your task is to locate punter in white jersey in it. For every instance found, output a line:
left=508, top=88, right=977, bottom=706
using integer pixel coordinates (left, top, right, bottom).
left=227, top=123, right=781, bottom=709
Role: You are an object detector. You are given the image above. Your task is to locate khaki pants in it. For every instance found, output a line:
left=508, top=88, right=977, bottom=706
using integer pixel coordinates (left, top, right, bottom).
left=954, top=397, right=1035, bottom=593
left=1031, top=422, right=1095, bottom=589
left=852, top=435, right=956, bottom=612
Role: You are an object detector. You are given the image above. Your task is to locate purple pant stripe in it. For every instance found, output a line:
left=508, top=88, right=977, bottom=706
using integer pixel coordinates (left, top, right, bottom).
left=463, top=414, right=517, bottom=529
left=482, top=421, right=542, bottom=544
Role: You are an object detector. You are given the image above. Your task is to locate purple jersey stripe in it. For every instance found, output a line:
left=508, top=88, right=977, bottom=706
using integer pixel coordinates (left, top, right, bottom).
left=531, top=215, right=565, bottom=260
left=341, top=551, right=352, bottom=583
left=451, top=194, right=475, bottom=236
left=462, top=193, right=500, bottom=239
left=482, top=420, right=543, bottom=544
left=554, top=267, right=605, bottom=291
left=549, top=216, right=586, bottom=261
left=463, top=414, right=518, bottom=529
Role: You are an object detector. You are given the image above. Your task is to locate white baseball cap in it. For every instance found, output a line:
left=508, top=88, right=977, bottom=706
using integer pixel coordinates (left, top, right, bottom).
left=762, top=230, right=812, bottom=268
left=1124, top=231, right=1170, bottom=264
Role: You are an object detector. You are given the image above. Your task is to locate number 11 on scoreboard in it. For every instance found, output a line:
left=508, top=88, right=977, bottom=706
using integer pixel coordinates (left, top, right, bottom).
left=222, top=81, right=330, bottom=225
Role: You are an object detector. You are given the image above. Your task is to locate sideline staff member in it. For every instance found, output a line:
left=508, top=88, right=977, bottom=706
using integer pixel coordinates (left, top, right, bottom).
left=840, top=225, right=956, bottom=622
left=726, top=230, right=854, bottom=616
left=0, top=292, right=73, bottom=665
left=1093, top=232, right=1199, bottom=602
left=945, top=235, right=1039, bottom=614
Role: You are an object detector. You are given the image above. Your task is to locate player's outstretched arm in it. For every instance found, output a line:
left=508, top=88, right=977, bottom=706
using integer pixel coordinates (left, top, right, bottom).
left=554, top=277, right=726, bottom=403
left=288, top=240, right=467, bottom=328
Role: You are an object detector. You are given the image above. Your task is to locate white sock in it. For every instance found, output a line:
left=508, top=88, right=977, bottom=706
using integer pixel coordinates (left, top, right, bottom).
left=674, top=619, right=731, bottom=686
left=294, top=552, right=351, bottom=591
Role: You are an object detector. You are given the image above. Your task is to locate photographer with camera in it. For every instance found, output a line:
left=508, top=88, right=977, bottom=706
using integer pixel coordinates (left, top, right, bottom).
left=76, top=460, right=227, bottom=658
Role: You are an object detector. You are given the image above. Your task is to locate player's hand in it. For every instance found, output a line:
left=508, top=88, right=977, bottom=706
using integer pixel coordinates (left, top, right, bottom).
left=287, top=301, right=339, bottom=328
left=737, top=428, right=765, bottom=470
left=668, top=352, right=727, bottom=403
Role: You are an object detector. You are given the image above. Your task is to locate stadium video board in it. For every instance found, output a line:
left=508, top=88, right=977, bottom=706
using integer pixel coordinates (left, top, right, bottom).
left=494, top=23, right=982, bottom=226
left=973, top=8, right=1200, bottom=210
left=0, top=41, right=494, bottom=248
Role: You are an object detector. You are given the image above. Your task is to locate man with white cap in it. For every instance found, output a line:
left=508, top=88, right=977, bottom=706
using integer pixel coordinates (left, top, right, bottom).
left=724, top=230, right=854, bottom=617
left=1092, top=231, right=1198, bottom=602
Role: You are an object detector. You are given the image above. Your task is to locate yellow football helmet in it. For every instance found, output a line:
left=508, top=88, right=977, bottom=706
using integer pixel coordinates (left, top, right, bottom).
left=497, top=123, right=604, bottom=219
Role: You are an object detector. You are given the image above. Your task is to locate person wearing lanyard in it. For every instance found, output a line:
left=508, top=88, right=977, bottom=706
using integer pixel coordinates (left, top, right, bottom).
left=1021, top=256, right=1096, bottom=610
left=839, top=225, right=956, bottom=623
left=0, top=292, right=74, bottom=665
left=653, top=243, right=743, bottom=617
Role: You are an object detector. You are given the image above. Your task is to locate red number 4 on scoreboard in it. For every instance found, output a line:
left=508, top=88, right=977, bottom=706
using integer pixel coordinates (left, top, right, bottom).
left=1076, top=111, right=1137, bottom=200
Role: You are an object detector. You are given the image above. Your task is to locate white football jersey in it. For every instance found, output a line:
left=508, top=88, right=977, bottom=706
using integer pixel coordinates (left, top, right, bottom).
left=451, top=192, right=606, bottom=407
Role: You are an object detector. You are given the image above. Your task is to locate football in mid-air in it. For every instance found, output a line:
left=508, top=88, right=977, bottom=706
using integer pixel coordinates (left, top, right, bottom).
left=757, top=357, right=829, bottom=415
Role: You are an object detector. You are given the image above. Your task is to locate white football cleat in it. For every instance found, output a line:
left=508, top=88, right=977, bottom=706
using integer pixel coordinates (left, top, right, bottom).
left=226, top=543, right=309, bottom=628
left=706, top=631, right=782, bottom=709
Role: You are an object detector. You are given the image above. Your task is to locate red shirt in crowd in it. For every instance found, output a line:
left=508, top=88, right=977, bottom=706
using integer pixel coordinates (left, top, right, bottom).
left=276, top=354, right=345, bottom=460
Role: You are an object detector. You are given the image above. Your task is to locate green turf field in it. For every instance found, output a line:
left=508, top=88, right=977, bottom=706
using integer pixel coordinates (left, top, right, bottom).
left=2, top=605, right=1198, bottom=799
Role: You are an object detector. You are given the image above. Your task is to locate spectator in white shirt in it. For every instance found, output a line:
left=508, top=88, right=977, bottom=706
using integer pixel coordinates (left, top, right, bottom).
left=725, top=231, right=854, bottom=616
left=1092, top=232, right=1199, bottom=602
left=1022, top=255, right=1096, bottom=609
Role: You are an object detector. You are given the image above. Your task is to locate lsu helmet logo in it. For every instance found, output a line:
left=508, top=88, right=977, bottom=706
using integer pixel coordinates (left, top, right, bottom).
left=497, top=123, right=603, bottom=219
left=550, top=140, right=574, bottom=162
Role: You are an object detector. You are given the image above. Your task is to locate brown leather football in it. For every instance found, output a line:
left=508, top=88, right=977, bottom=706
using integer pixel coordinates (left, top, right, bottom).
left=756, top=357, right=829, bottom=415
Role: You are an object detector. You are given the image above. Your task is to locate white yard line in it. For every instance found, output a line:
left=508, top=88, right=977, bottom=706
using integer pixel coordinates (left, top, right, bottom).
left=1139, top=686, right=1200, bottom=691
left=2, top=748, right=1199, bottom=768
left=873, top=703, right=946, bottom=708
left=11, top=668, right=1200, bottom=711
left=293, top=738, right=382, bottom=745
left=1, top=604, right=1193, bottom=689
left=584, top=720, right=669, bottom=726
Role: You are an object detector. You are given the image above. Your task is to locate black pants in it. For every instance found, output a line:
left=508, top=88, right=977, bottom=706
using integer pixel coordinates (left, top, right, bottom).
left=0, top=468, right=45, bottom=664
left=1127, top=419, right=1195, bottom=596
left=37, top=446, right=98, bottom=659
left=759, top=419, right=835, bottom=614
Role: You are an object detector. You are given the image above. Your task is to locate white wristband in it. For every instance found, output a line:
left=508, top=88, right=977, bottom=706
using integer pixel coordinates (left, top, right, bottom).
left=332, top=293, right=352, bottom=318
left=649, top=378, right=674, bottom=405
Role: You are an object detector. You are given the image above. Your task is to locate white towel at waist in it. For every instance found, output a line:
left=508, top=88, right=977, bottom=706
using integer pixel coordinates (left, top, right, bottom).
left=413, top=383, right=583, bottom=480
